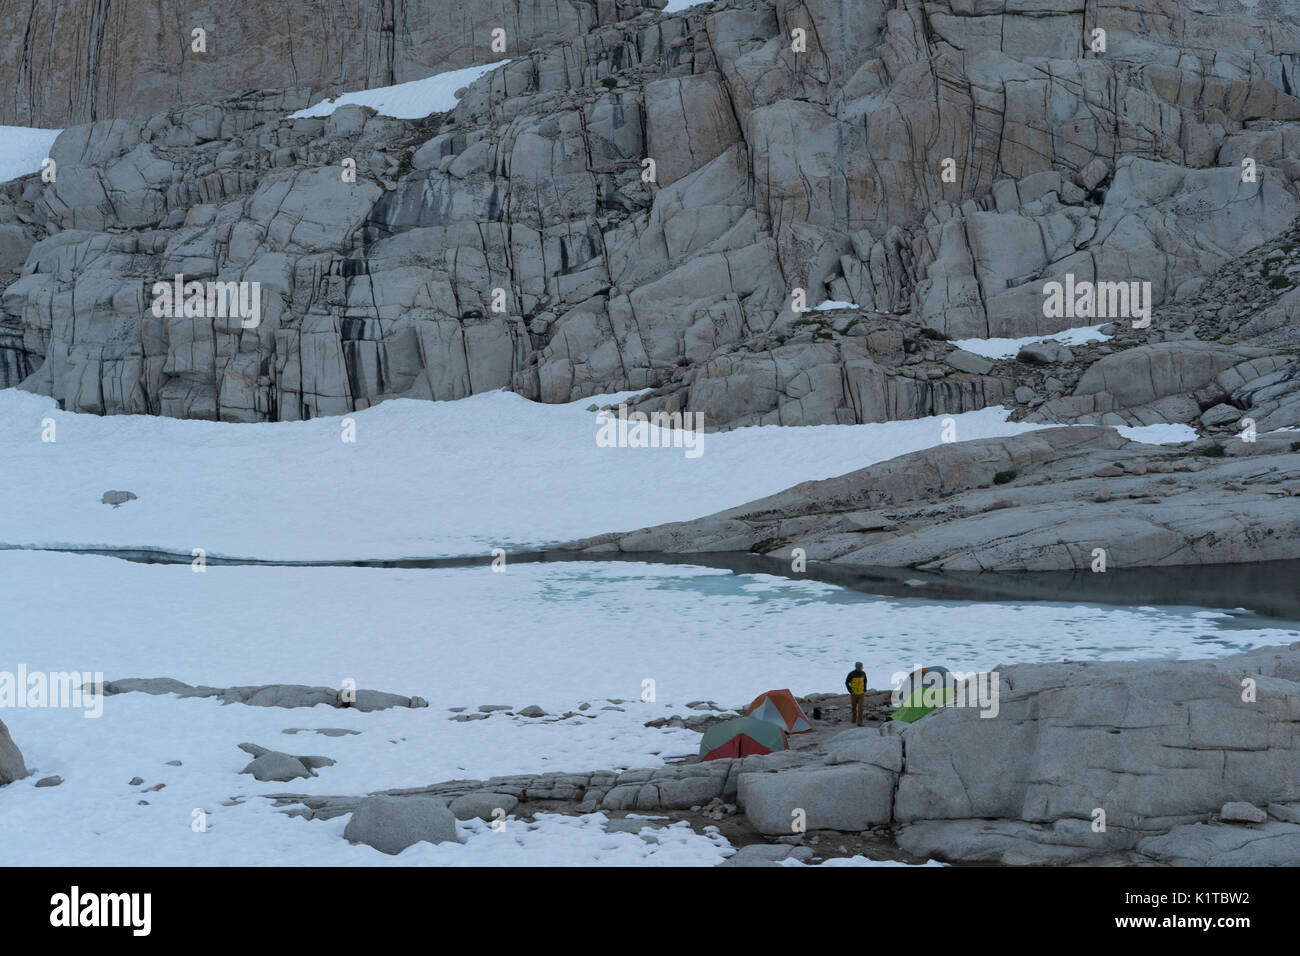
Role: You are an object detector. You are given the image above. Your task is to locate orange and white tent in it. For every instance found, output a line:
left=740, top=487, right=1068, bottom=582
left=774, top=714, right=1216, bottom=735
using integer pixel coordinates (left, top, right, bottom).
left=745, top=688, right=815, bottom=734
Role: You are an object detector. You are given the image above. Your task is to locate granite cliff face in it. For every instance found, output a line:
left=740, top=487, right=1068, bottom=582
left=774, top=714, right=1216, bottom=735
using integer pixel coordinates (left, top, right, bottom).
left=0, top=0, right=656, bottom=127
left=0, top=0, right=1297, bottom=437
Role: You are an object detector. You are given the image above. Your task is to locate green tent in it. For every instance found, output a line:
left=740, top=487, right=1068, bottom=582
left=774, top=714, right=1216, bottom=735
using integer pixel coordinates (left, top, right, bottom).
left=891, top=683, right=955, bottom=723
left=699, top=716, right=788, bottom=760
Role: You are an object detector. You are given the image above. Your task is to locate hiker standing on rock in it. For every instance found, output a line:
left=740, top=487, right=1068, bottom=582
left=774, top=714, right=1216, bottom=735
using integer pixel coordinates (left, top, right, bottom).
left=845, top=662, right=868, bottom=726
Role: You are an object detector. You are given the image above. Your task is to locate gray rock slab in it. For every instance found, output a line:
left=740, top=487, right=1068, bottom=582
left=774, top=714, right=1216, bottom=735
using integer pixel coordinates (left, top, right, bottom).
left=739, top=765, right=894, bottom=835
left=241, top=752, right=312, bottom=783
left=343, top=795, right=462, bottom=854
left=448, top=792, right=519, bottom=821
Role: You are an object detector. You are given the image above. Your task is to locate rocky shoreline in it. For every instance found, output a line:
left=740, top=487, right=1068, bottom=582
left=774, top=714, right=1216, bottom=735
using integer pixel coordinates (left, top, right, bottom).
left=303, top=642, right=1300, bottom=865
left=561, top=426, right=1300, bottom=571
left=10, top=643, right=1290, bottom=865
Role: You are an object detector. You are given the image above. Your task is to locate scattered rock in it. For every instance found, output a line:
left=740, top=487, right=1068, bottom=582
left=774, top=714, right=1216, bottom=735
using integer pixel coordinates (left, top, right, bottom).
left=720, top=844, right=815, bottom=867
left=1220, top=801, right=1268, bottom=824
left=283, top=727, right=358, bottom=737
left=946, top=349, right=995, bottom=375
left=448, top=792, right=519, bottom=821
left=1017, top=342, right=1074, bottom=365
left=844, top=510, right=899, bottom=532
left=343, top=796, right=462, bottom=854
left=1201, top=403, right=1242, bottom=427
left=605, top=817, right=663, bottom=834
left=95, top=677, right=426, bottom=711
left=241, top=752, right=312, bottom=783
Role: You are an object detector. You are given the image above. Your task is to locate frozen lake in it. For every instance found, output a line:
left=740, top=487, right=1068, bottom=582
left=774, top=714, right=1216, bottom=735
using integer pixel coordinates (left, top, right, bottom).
left=1, top=549, right=1296, bottom=865
left=1, top=384, right=1291, bottom=864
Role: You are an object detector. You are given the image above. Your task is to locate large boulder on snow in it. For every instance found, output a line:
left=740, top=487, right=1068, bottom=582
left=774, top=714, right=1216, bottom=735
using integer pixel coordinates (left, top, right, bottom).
left=0, top=718, right=28, bottom=785
left=343, top=795, right=463, bottom=855
left=240, top=752, right=314, bottom=783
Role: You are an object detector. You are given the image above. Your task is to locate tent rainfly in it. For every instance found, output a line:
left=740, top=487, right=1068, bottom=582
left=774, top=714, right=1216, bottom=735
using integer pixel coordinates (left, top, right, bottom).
left=892, top=667, right=955, bottom=723
left=699, top=716, right=787, bottom=761
left=745, top=688, right=815, bottom=734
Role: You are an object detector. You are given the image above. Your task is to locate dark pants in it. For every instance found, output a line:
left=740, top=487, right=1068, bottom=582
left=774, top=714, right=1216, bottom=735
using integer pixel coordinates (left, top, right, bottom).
left=850, top=694, right=865, bottom=725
